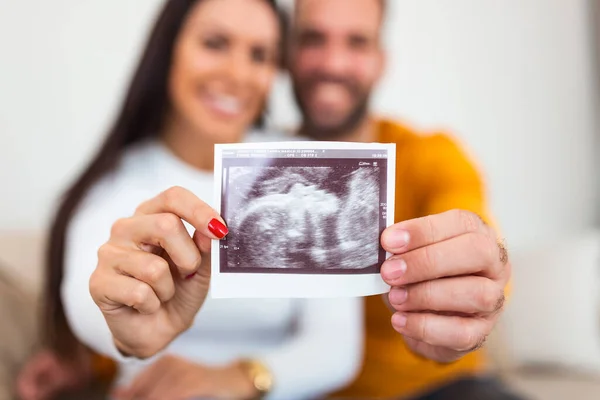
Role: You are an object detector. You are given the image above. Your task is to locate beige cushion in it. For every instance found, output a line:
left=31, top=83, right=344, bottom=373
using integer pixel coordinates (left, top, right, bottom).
left=0, top=231, right=46, bottom=294
left=0, top=265, right=40, bottom=399
left=0, top=232, right=45, bottom=399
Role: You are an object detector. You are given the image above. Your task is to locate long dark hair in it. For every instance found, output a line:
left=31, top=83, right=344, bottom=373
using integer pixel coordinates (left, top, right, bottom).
left=44, top=0, right=282, bottom=358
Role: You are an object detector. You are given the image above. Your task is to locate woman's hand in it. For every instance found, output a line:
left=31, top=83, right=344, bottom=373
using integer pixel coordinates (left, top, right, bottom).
left=89, top=186, right=229, bottom=359
left=111, top=355, right=257, bottom=400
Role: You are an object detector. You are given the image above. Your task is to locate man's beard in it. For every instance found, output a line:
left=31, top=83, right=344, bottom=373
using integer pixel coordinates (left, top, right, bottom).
left=292, top=73, right=370, bottom=140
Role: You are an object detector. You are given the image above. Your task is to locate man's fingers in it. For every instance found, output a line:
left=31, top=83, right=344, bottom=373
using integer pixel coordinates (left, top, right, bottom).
left=381, top=209, right=488, bottom=254
left=90, top=272, right=161, bottom=315
left=110, top=214, right=202, bottom=278
left=388, top=276, right=505, bottom=316
left=99, top=245, right=176, bottom=302
left=391, top=311, right=492, bottom=352
left=381, top=231, right=501, bottom=286
left=134, top=186, right=228, bottom=240
left=401, top=336, right=469, bottom=364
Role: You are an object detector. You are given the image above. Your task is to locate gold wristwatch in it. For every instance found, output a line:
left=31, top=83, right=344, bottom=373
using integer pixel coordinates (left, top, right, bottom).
left=238, top=359, right=274, bottom=399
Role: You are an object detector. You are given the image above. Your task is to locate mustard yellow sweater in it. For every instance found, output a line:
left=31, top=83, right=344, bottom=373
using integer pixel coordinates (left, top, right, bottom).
left=332, top=118, right=492, bottom=398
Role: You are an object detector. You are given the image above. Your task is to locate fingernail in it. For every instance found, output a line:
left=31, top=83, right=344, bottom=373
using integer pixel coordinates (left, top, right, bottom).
left=392, top=313, right=407, bottom=328
left=185, top=273, right=196, bottom=280
left=389, top=287, right=407, bottom=305
left=383, top=258, right=407, bottom=281
left=208, top=218, right=228, bottom=239
left=394, top=229, right=410, bottom=249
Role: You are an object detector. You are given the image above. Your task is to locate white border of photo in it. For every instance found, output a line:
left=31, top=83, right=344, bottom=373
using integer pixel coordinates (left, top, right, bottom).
left=210, top=141, right=396, bottom=299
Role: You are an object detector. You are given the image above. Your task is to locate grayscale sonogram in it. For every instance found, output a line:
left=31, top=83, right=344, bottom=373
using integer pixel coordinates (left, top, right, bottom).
left=217, top=147, right=390, bottom=275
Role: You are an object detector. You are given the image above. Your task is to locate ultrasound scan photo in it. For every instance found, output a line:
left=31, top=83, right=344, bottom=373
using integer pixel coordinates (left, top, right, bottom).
left=211, top=142, right=395, bottom=298
left=221, top=161, right=384, bottom=274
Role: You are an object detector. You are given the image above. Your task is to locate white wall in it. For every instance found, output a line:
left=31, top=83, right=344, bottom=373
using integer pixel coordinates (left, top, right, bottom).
left=388, top=0, right=599, bottom=249
left=271, top=0, right=600, bottom=249
left=0, top=0, right=164, bottom=230
left=1, top=0, right=598, bottom=251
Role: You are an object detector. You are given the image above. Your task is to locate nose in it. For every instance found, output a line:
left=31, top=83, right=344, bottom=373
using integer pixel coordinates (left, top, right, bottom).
left=319, top=44, right=352, bottom=76
left=224, top=50, right=253, bottom=87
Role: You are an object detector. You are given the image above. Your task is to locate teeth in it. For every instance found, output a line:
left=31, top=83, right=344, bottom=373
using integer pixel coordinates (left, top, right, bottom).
left=314, top=83, right=347, bottom=105
left=211, top=95, right=241, bottom=114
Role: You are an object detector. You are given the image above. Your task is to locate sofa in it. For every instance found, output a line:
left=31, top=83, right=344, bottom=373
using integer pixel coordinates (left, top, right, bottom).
left=1, top=230, right=600, bottom=399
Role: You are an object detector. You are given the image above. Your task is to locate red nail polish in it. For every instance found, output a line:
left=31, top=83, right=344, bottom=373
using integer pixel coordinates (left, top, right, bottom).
left=208, top=218, right=228, bottom=239
left=185, top=273, right=196, bottom=280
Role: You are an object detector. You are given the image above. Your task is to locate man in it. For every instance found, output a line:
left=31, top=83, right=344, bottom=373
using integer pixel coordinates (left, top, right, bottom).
left=287, top=0, right=518, bottom=398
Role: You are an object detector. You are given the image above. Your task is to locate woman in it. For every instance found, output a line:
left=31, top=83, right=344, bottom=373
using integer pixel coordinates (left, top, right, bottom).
left=22, top=0, right=363, bottom=399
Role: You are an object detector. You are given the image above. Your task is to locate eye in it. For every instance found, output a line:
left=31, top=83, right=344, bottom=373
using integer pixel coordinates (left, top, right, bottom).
left=348, top=35, right=369, bottom=50
left=299, top=30, right=325, bottom=48
left=251, top=47, right=268, bottom=63
left=251, top=46, right=277, bottom=65
left=203, top=35, right=228, bottom=51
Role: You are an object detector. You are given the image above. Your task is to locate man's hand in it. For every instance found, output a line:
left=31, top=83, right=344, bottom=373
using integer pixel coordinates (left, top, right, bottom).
left=380, top=209, right=510, bottom=363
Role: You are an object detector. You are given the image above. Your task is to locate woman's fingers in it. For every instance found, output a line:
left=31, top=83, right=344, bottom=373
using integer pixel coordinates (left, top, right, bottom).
left=108, top=187, right=228, bottom=279
left=110, top=213, right=202, bottom=279
left=192, top=229, right=213, bottom=255
left=90, top=271, right=161, bottom=315
left=134, top=186, right=228, bottom=240
left=99, top=244, right=176, bottom=302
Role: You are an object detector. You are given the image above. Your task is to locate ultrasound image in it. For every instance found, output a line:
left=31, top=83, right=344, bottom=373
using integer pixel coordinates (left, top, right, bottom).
left=222, top=163, right=382, bottom=273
